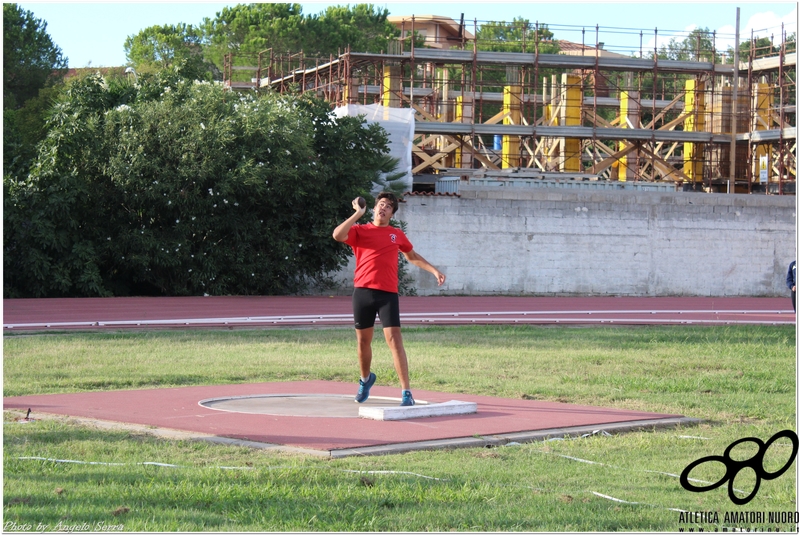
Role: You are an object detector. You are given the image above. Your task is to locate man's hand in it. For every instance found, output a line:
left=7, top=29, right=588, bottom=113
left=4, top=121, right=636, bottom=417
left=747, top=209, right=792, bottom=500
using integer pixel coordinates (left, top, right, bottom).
left=352, top=197, right=367, bottom=217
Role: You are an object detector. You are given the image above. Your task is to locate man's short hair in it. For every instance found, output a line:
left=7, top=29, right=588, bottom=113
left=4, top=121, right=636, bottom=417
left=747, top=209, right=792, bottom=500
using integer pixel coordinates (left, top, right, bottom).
left=376, top=192, right=399, bottom=214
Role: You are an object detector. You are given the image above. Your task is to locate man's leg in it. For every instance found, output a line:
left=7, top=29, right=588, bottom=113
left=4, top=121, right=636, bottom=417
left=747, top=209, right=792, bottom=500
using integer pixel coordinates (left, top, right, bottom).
left=383, top=326, right=410, bottom=390
left=356, top=327, right=374, bottom=379
left=354, top=327, right=377, bottom=403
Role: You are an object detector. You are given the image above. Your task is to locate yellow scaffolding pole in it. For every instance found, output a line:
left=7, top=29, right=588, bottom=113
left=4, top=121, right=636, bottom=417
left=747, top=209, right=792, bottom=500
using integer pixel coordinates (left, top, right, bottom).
left=560, top=73, right=582, bottom=172
left=753, top=82, right=773, bottom=186
left=502, top=85, right=522, bottom=168
left=619, top=88, right=640, bottom=181
left=382, top=65, right=401, bottom=109
left=454, top=94, right=474, bottom=169
left=683, top=79, right=705, bottom=183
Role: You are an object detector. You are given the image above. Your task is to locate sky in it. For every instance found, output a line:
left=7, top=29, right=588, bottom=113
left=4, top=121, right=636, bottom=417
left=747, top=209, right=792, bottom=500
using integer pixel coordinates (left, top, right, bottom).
left=17, top=1, right=798, bottom=68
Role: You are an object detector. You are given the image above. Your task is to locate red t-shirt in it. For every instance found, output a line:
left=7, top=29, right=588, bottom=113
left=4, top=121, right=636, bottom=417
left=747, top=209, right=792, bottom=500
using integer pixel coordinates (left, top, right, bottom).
left=344, top=223, right=413, bottom=293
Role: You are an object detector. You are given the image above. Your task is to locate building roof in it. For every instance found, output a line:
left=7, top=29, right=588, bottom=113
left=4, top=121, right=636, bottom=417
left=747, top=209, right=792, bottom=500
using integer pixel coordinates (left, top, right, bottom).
left=556, top=39, right=629, bottom=59
left=387, top=15, right=476, bottom=41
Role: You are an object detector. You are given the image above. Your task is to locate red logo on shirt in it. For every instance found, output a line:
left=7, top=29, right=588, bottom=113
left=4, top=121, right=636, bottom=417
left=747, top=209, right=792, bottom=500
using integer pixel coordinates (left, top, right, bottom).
left=390, top=234, right=397, bottom=242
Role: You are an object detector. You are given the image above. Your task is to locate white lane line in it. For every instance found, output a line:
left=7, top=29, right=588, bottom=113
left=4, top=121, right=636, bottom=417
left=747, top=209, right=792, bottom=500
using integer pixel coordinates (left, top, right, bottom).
left=5, top=309, right=793, bottom=329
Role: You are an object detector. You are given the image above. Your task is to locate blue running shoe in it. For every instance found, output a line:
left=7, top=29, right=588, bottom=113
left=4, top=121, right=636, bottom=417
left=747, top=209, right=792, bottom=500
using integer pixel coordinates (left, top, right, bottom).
left=400, top=390, right=415, bottom=406
left=355, top=372, right=376, bottom=403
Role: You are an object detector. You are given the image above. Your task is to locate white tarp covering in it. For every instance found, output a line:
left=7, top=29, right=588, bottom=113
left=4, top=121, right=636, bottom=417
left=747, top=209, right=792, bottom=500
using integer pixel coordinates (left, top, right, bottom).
left=331, top=104, right=415, bottom=193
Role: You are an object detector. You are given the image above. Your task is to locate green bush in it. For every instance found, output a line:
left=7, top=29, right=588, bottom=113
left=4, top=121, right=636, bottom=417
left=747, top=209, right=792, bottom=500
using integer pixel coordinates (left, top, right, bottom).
left=4, top=71, right=389, bottom=297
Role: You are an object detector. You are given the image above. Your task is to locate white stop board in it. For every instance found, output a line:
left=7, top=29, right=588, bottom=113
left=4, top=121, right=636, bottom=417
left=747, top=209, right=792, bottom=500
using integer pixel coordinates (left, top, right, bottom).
left=358, top=400, right=477, bottom=421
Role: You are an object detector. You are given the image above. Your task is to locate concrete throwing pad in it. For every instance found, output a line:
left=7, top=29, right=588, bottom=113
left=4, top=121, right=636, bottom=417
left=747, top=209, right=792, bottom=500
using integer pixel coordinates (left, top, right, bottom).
left=200, top=394, right=429, bottom=418
left=198, top=394, right=476, bottom=421
left=4, top=380, right=699, bottom=457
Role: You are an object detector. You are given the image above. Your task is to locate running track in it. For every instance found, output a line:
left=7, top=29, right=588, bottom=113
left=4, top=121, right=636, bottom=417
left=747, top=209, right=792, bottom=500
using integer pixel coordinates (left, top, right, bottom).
left=3, top=295, right=794, bottom=330
left=3, top=296, right=789, bottom=456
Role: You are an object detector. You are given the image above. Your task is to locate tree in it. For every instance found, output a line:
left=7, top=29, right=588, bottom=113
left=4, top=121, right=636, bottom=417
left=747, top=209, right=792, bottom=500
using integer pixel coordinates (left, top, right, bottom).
left=472, top=19, right=560, bottom=122
left=307, top=4, right=399, bottom=55
left=3, top=3, right=68, bottom=178
left=726, top=35, right=782, bottom=62
left=125, top=23, right=218, bottom=80
left=783, top=33, right=796, bottom=54
left=4, top=71, right=395, bottom=297
left=3, top=84, right=63, bottom=178
left=657, top=27, right=716, bottom=62
left=202, top=3, right=308, bottom=67
left=202, top=3, right=400, bottom=70
left=474, top=19, right=559, bottom=91
left=638, top=27, right=719, bottom=132
left=3, top=3, right=67, bottom=110
left=476, top=18, right=557, bottom=54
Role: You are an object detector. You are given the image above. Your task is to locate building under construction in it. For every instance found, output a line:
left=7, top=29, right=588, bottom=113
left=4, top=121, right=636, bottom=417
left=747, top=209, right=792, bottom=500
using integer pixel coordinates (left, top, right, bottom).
left=223, top=16, right=796, bottom=195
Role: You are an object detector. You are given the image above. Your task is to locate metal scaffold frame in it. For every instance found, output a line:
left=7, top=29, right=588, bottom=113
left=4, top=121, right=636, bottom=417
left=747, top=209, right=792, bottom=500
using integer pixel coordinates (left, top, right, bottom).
left=223, top=19, right=796, bottom=194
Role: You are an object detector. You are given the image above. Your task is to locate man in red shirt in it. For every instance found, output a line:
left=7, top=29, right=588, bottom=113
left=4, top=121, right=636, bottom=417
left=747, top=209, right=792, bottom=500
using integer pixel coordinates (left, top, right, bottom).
left=333, top=192, right=446, bottom=406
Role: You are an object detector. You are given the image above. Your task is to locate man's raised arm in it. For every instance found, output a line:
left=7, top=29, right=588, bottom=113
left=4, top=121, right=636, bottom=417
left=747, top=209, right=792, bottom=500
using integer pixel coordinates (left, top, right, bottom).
left=332, top=198, right=367, bottom=242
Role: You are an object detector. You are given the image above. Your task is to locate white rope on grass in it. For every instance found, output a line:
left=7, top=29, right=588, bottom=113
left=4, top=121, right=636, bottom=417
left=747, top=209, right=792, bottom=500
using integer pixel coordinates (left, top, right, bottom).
left=17, top=456, right=127, bottom=466
left=12, top=454, right=736, bottom=526
left=9, top=455, right=659, bottom=507
left=515, top=434, right=775, bottom=524
left=556, top=454, right=604, bottom=465
left=591, top=490, right=687, bottom=513
left=17, top=457, right=184, bottom=468
left=12, top=421, right=785, bottom=530
left=14, top=457, right=447, bottom=482
left=14, top=457, right=282, bottom=471
left=590, top=492, right=737, bottom=529
left=9, top=456, right=558, bottom=493
left=341, top=469, right=446, bottom=481
left=592, top=491, right=644, bottom=505
left=537, top=450, right=748, bottom=496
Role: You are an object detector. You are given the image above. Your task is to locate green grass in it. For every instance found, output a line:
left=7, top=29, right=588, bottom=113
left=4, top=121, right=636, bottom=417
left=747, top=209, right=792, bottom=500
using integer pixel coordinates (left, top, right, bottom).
left=3, top=325, right=797, bottom=531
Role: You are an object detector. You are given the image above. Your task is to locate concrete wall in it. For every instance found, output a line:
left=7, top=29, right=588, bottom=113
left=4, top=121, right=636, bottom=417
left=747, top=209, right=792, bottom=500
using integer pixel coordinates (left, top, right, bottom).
left=367, top=187, right=797, bottom=297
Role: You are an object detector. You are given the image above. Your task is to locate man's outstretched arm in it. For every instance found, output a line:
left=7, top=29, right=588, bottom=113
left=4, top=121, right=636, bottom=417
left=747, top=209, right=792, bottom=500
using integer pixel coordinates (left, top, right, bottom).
left=403, top=249, right=446, bottom=286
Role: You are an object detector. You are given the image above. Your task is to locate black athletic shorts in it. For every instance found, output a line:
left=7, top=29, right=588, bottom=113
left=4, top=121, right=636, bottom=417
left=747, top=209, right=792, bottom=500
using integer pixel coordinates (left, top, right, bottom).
left=352, top=287, right=401, bottom=329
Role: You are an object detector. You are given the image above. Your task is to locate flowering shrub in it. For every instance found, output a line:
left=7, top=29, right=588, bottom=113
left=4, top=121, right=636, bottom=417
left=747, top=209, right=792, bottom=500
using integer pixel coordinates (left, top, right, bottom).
left=4, top=71, right=388, bottom=296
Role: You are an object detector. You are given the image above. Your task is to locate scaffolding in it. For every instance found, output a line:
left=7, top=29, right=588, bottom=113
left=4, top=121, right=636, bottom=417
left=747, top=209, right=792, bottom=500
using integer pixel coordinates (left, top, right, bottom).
left=223, top=19, right=796, bottom=194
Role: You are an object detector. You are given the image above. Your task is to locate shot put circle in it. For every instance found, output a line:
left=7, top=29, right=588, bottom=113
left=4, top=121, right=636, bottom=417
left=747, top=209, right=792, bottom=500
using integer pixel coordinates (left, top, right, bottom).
left=199, top=394, right=427, bottom=418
